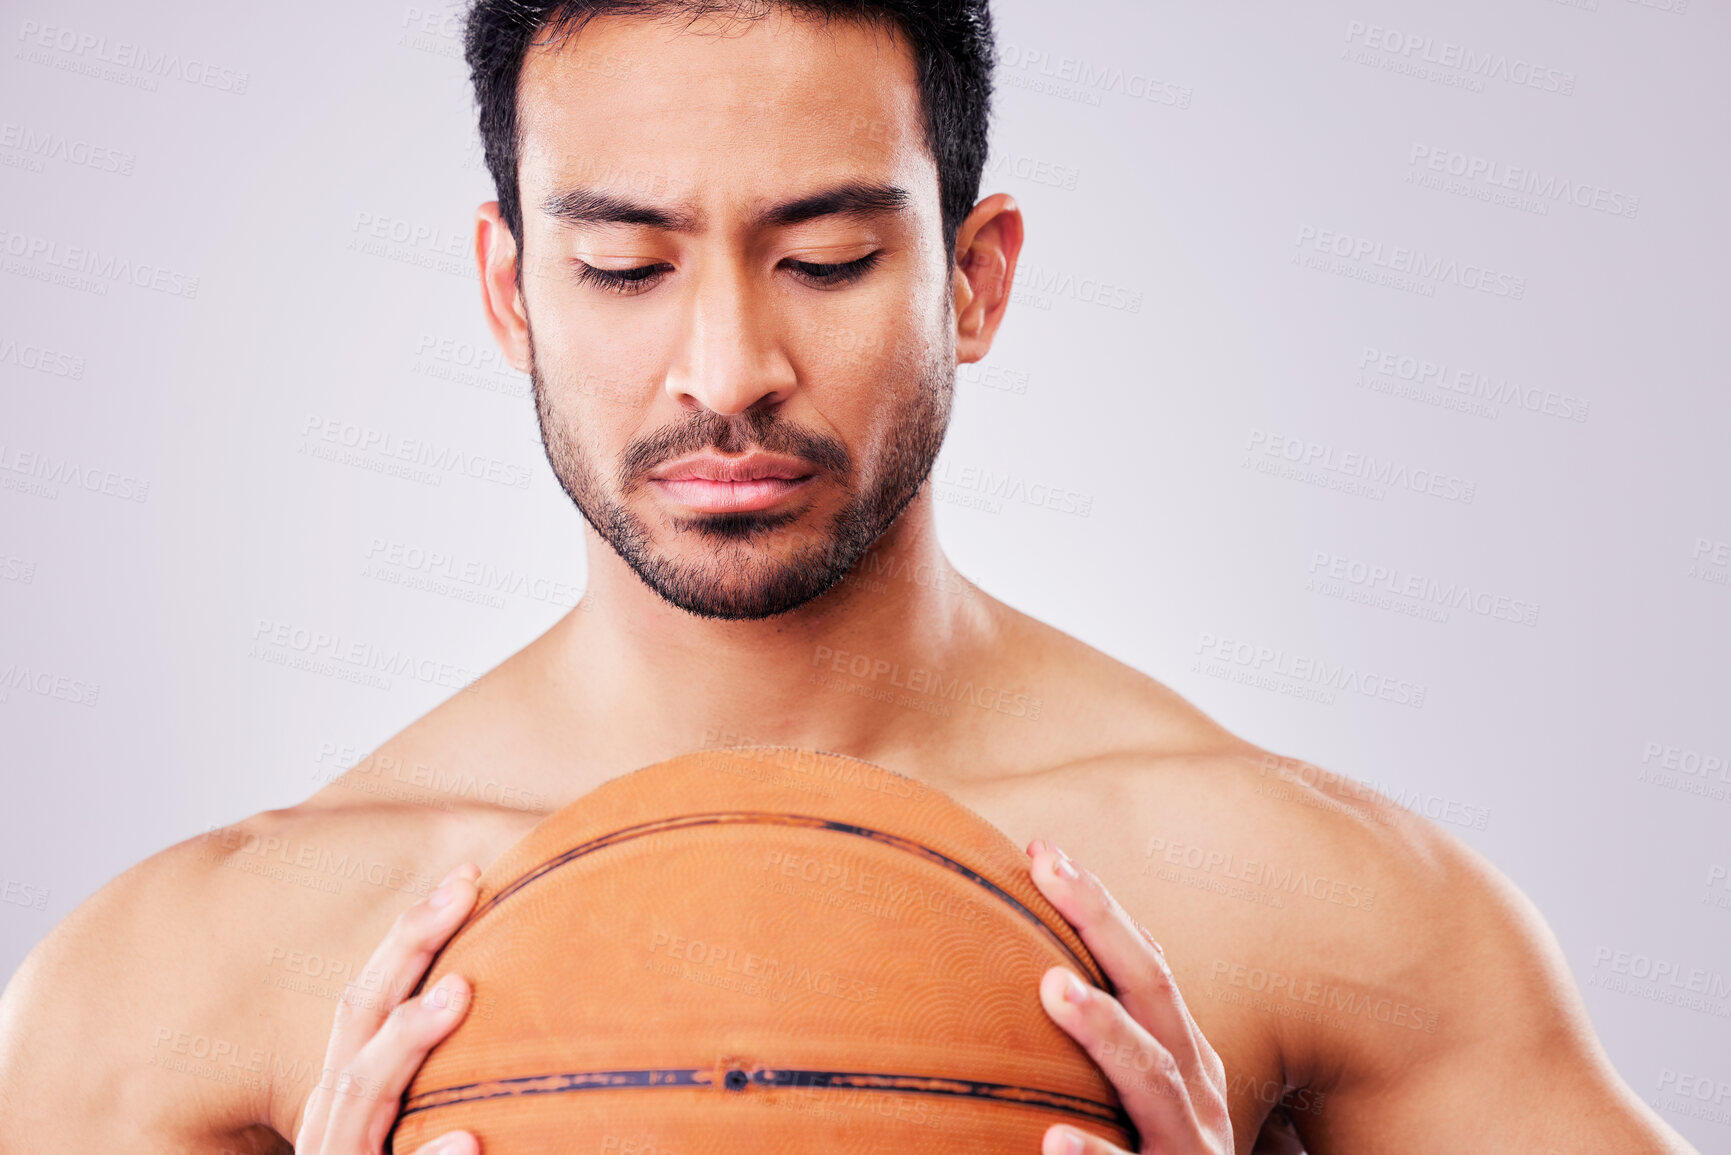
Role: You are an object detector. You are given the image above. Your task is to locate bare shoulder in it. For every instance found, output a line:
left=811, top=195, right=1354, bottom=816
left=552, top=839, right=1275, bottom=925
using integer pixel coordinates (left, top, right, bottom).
left=1120, top=748, right=1567, bottom=1042
left=995, top=742, right=1684, bottom=1151
left=981, top=607, right=1561, bottom=1037
left=937, top=592, right=1686, bottom=1150
left=991, top=608, right=1586, bottom=1049
left=0, top=787, right=529, bottom=1154
left=0, top=807, right=321, bottom=1153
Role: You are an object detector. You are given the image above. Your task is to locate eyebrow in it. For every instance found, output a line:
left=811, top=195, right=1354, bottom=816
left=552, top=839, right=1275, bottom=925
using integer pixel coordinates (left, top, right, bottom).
left=538, top=180, right=909, bottom=233
left=757, top=181, right=910, bottom=229
left=540, top=187, right=697, bottom=232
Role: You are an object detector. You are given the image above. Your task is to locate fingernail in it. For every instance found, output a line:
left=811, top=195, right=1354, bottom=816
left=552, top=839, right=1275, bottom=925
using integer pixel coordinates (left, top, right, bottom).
left=439, top=862, right=481, bottom=889
left=428, top=881, right=455, bottom=908
left=1063, top=972, right=1089, bottom=1004
left=1053, top=855, right=1078, bottom=880
left=1060, top=1127, right=1085, bottom=1155
left=423, top=975, right=461, bottom=1011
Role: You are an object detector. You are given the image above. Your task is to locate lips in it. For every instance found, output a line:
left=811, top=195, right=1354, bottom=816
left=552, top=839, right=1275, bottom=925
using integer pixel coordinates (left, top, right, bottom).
left=647, top=451, right=817, bottom=514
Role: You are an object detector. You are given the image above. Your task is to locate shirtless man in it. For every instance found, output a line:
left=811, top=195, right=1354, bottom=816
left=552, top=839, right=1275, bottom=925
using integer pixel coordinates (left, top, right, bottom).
left=0, top=2, right=1695, bottom=1153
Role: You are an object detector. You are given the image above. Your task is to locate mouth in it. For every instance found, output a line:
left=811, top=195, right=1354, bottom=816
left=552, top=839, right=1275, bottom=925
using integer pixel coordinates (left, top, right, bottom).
left=646, top=450, right=819, bottom=514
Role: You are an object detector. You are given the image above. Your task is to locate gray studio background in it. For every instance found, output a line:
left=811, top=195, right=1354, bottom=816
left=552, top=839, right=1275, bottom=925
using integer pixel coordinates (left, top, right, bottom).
left=2, top=0, right=1727, bottom=1146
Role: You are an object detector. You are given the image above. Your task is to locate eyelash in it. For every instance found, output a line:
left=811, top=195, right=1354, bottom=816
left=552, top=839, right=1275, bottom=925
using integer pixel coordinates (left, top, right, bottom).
left=785, top=251, right=882, bottom=287
left=571, top=251, right=883, bottom=296
left=572, top=262, right=670, bottom=296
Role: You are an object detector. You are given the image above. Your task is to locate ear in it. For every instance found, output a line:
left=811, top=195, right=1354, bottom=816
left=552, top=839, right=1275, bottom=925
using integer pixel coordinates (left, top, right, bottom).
left=476, top=201, right=532, bottom=375
left=951, top=193, right=1025, bottom=365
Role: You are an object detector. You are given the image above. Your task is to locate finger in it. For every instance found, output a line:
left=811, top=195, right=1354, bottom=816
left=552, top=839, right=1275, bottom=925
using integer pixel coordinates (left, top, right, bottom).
left=298, top=863, right=479, bottom=1152
left=1126, top=914, right=1227, bottom=1095
left=1029, top=845, right=1204, bottom=1077
left=1043, top=1122, right=1133, bottom=1155
left=410, top=1131, right=479, bottom=1155
left=328, top=864, right=479, bottom=1063
left=322, top=973, right=473, bottom=1152
left=1042, top=965, right=1186, bottom=1149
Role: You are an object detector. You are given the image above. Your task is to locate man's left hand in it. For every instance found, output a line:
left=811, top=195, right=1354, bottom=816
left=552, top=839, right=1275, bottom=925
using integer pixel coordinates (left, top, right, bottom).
left=1026, top=840, right=1234, bottom=1155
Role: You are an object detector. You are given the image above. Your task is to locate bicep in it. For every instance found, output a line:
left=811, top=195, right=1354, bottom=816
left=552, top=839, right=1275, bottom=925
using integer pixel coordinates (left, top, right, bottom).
left=1308, top=1027, right=1679, bottom=1153
left=1290, top=848, right=1690, bottom=1155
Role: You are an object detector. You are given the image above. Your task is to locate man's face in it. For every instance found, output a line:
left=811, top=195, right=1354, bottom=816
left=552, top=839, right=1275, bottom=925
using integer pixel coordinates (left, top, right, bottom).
left=511, top=10, right=955, bottom=620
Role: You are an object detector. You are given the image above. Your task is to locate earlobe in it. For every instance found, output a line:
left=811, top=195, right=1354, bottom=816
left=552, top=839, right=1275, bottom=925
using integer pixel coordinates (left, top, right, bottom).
left=475, top=202, right=532, bottom=375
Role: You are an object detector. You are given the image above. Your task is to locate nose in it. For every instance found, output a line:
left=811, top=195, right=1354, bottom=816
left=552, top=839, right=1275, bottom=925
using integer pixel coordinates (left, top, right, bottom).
left=662, top=256, right=798, bottom=416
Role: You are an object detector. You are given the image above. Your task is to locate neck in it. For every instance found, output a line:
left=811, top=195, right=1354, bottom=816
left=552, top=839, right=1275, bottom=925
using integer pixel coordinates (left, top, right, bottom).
left=546, top=491, right=999, bottom=771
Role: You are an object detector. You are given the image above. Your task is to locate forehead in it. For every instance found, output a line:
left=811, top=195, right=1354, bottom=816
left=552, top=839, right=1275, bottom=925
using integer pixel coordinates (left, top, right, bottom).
left=515, top=10, right=933, bottom=218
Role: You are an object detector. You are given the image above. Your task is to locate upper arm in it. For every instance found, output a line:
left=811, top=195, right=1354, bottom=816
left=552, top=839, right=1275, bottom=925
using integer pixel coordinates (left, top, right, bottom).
left=0, top=835, right=287, bottom=1155
left=1284, top=802, right=1693, bottom=1155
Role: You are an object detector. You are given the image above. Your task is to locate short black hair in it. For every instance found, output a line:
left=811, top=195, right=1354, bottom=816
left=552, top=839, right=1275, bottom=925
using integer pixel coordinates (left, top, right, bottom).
left=464, top=0, right=995, bottom=258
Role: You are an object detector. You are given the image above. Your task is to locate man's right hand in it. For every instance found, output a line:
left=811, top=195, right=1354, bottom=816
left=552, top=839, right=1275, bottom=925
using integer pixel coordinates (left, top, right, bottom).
left=293, top=863, right=483, bottom=1155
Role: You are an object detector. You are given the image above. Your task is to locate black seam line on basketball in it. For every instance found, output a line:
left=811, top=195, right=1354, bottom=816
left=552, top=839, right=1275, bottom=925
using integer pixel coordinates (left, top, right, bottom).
left=400, top=1066, right=1134, bottom=1133
left=468, top=811, right=1106, bottom=990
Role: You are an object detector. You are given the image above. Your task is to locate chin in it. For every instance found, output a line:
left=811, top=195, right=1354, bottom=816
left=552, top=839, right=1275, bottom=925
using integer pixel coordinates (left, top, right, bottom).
left=634, top=551, right=848, bottom=622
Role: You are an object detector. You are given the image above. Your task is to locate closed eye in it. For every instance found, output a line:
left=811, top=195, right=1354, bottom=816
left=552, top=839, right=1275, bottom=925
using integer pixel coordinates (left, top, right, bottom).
left=783, top=251, right=882, bottom=288
left=572, top=261, right=671, bottom=295
left=571, top=251, right=883, bottom=295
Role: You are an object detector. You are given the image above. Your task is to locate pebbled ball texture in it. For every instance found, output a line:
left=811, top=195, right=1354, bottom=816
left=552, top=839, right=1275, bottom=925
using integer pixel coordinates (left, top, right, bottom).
left=391, top=746, right=1134, bottom=1154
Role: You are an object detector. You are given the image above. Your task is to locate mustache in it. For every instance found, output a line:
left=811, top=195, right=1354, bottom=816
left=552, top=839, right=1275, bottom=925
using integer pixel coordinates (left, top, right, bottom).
left=617, top=408, right=852, bottom=488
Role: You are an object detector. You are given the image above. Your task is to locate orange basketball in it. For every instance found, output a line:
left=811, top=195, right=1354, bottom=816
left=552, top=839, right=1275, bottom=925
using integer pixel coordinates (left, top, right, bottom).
left=391, top=747, right=1134, bottom=1154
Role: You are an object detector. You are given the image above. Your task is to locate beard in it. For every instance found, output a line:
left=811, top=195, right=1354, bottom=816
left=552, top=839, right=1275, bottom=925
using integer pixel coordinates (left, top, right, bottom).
left=529, top=338, right=953, bottom=621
